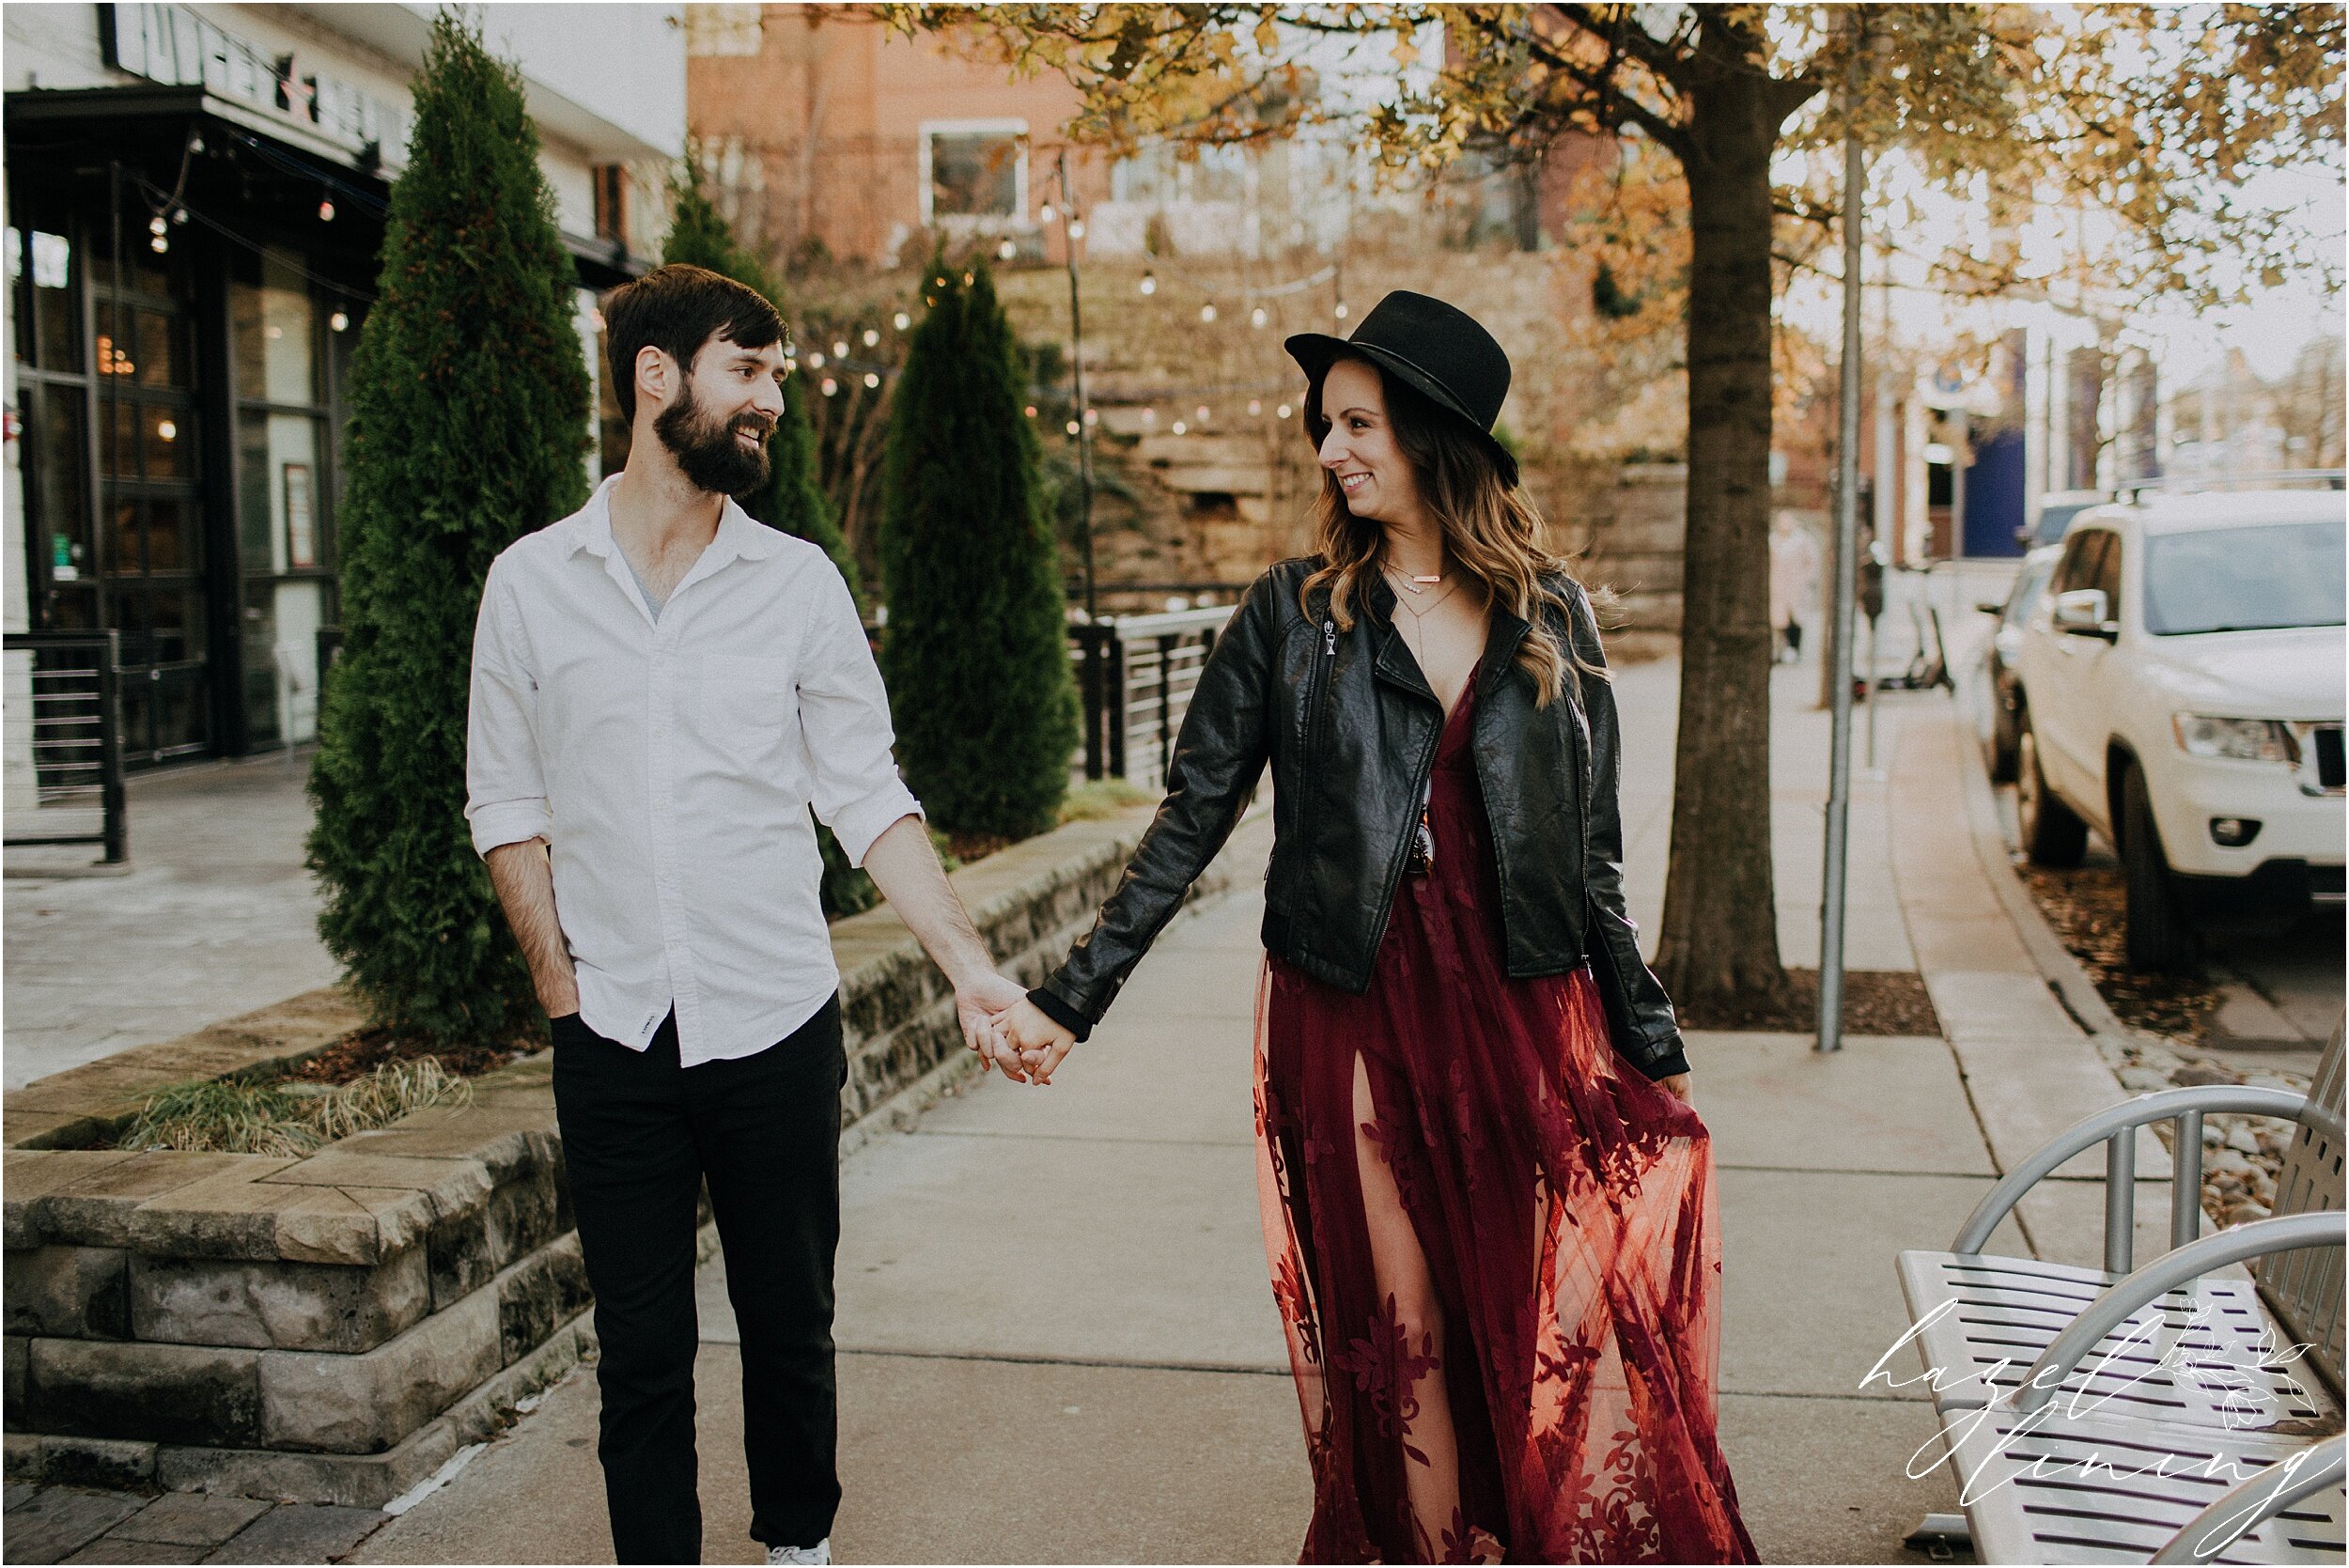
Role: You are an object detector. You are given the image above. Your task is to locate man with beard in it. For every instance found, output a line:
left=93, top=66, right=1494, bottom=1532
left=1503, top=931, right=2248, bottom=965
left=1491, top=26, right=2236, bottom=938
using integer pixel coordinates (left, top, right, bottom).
left=466, top=265, right=1031, bottom=1565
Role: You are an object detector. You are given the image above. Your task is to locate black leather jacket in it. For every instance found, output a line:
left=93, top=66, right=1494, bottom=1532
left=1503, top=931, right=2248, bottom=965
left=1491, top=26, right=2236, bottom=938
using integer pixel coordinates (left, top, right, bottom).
left=1030, top=557, right=1690, bottom=1081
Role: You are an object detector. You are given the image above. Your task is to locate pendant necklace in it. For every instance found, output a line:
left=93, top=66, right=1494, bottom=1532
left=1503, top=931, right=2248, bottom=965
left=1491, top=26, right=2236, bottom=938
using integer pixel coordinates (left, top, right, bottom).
left=1382, top=564, right=1460, bottom=878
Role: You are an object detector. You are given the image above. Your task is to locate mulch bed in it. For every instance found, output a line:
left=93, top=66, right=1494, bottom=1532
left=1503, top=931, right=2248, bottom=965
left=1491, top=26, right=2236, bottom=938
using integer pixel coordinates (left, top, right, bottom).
left=1677, top=968, right=1942, bottom=1035
left=280, top=1024, right=535, bottom=1086
left=2015, top=863, right=2223, bottom=1045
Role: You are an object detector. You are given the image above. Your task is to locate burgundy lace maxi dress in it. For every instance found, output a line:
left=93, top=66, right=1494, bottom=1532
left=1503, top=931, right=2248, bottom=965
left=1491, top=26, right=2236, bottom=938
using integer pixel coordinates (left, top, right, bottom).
left=1253, top=680, right=1759, bottom=1564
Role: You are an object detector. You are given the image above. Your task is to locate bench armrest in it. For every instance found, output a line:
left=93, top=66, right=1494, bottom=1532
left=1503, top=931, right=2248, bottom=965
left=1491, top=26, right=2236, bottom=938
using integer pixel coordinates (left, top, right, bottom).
left=2149, top=1434, right=2343, bottom=1564
left=2008, top=1210, right=2345, bottom=1416
left=1950, top=1085, right=2334, bottom=1273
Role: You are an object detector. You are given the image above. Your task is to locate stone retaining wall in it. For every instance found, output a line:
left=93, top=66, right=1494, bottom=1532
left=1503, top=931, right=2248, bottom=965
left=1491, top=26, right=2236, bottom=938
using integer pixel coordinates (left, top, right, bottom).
left=3, top=799, right=1262, bottom=1504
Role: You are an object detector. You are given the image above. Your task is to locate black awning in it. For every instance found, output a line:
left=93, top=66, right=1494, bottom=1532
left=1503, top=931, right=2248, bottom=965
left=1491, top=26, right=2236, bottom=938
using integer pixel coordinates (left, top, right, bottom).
left=8, top=85, right=647, bottom=293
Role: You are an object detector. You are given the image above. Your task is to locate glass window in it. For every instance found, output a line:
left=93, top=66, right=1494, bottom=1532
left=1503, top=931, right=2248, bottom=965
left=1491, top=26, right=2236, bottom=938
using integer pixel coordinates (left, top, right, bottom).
left=2144, top=521, right=2346, bottom=636
left=153, top=674, right=210, bottom=753
left=149, top=588, right=205, bottom=663
left=2049, top=530, right=2099, bottom=597
left=929, top=130, right=1022, bottom=219
left=145, top=495, right=200, bottom=576
left=11, top=226, right=83, bottom=372
left=243, top=578, right=325, bottom=745
left=99, top=395, right=132, bottom=479
left=238, top=411, right=323, bottom=572
left=33, top=384, right=92, bottom=583
left=133, top=306, right=188, bottom=389
left=2090, top=530, right=2123, bottom=624
left=89, top=245, right=181, bottom=303
left=107, top=498, right=142, bottom=577
left=141, top=404, right=191, bottom=480
left=231, top=250, right=318, bottom=405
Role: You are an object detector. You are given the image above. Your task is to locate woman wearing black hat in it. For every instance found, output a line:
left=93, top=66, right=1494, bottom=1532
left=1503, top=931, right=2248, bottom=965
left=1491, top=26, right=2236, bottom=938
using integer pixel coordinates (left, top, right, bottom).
left=990, top=292, right=1756, bottom=1564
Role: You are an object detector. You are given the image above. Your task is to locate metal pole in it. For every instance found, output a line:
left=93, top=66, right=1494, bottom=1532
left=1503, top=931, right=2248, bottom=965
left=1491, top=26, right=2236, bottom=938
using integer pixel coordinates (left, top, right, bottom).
left=1948, top=405, right=1968, bottom=641
left=1056, top=150, right=1097, bottom=621
left=1818, top=16, right=1866, bottom=1056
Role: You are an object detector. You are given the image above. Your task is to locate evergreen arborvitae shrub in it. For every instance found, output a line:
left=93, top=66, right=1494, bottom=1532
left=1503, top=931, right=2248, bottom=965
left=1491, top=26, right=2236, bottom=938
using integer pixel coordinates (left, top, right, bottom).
left=660, top=161, right=874, bottom=917
left=306, top=15, right=590, bottom=1047
left=879, top=259, right=1077, bottom=842
left=660, top=162, right=859, bottom=604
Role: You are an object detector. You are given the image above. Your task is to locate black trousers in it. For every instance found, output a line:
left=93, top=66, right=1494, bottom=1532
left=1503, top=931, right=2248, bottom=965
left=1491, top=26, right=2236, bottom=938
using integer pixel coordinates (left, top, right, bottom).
left=551, top=1000, right=847, bottom=1563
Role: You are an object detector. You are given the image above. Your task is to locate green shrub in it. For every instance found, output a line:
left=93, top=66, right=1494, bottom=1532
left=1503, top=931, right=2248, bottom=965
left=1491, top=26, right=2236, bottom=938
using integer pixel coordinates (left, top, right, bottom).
left=879, top=258, right=1078, bottom=842
left=306, top=14, right=590, bottom=1046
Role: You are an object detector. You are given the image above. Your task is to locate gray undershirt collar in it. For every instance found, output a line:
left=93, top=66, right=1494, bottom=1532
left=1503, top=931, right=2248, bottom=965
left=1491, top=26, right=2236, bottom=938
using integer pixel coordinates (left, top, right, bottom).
left=622, top=551, right=667, bottom=622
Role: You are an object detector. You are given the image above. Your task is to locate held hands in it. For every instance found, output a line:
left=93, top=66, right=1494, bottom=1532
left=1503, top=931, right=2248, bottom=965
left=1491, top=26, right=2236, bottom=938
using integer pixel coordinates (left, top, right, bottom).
left=990, top=998, right=1079, bottom=1086
left=1657, top=1072, right=1694, bottom=1107
left=954, top=970, right=1034, bottom=1079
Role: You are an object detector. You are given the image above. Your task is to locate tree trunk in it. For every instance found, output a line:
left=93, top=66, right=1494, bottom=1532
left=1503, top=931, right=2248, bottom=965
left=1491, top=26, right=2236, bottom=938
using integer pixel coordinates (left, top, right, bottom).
left=1653, top=52, right=1800, bottom=1022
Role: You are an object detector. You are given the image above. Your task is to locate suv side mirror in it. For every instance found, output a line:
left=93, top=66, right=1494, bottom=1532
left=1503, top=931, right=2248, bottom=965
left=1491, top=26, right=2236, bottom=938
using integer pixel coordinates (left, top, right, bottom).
left=2052, top=588, right=2116, bottom=640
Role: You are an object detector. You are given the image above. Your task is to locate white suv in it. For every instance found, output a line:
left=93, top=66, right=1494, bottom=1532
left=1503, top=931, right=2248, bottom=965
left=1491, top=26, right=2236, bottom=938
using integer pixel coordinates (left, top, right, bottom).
left=2010, top=486, right=2346, bottom=970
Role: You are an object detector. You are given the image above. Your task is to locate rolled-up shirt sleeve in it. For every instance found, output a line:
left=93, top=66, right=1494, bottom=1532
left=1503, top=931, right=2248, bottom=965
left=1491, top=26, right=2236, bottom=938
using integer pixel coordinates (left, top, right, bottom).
left=795, top=565, right=923, bottom=866
left=466, top=556, right=553, bottom=858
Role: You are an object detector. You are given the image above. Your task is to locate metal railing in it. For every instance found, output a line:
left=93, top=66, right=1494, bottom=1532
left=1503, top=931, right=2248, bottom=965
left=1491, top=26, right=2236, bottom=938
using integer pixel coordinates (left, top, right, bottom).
left=1069, top=605, right=1235, bottom=790
left=4, top=631, right=128, bottom=864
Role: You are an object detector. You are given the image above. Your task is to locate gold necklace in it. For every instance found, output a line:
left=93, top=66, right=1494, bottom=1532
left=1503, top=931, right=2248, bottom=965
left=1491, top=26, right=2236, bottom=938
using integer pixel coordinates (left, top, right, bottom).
left=1384, top=566, right=1462, bottom=625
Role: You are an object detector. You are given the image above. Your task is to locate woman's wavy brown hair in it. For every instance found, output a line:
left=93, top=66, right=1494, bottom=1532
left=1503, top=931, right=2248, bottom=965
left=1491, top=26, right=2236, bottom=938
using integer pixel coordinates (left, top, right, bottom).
left=1298, top=353, right=1604, bottom=706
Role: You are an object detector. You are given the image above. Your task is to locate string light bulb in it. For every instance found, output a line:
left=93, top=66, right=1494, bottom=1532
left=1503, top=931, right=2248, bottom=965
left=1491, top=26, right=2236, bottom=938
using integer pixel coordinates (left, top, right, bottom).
left=862, top=328, right=879, bottom=347
left=1139, top=271, right=1157, bottom=296
left=893, top=312, right=910, bottom=331
left=832, top=339, right=848, bottom=359
left=171, top=207, right=187, bottom=225
left=1172, top=419, right=1188, bottom=435
left=329, top=311, right=350, bottom=333
left=998, top=239, right=1016, bottom=260
left=149, top=234, right=168, bottom=255
left=1194, top=404, right=1210, bottom=422
left=863, top=371, right=879, bottom=388
left=1039, top=202, right=1056, bottom=223
left=1249, top=398, right=1263, bottom=415
left=1277, top=403, right=1293, bottom=419
left=318, top=197, right=335, bottom=222
left=1250, top=306, right=1268, bottom=328
left=820, top=377, right=839, bottom=396
left=1024, top=405, right=1038, bottom=418
left=148, top=214, right=168, bottom=238
left=1333, top=299, right=1349, bottom=320
left=1066, top=218, right=1085, bottom=240
left=1066, top=419, right=1081, bottom=435
left=1141, top=408, right=1158, bottom=426
left=1199, top=303, right=1217, bottom=323
left=807, top=351, right=825, bottom=369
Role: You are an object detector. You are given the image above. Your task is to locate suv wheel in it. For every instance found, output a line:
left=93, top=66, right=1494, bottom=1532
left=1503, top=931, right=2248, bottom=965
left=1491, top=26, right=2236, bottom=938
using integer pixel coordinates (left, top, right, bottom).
left=2017, top=712, right=2088, bottom=867
left=2122, top=763, right=2196, bottom=971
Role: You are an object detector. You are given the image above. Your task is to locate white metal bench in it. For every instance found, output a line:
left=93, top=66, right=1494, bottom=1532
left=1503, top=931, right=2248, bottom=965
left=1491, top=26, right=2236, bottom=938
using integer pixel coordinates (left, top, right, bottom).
left=1896, top=1022, right=2345, bottom=1562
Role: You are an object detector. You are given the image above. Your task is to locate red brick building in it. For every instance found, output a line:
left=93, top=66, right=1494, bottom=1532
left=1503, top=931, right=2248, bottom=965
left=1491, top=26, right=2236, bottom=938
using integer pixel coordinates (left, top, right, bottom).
left=686, top=5, right=1111, bottom=268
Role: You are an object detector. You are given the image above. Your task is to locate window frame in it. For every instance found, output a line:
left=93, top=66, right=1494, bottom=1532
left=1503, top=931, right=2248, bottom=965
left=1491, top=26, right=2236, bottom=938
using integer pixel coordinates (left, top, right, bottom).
left=917, top=118, right=1030, bottom=228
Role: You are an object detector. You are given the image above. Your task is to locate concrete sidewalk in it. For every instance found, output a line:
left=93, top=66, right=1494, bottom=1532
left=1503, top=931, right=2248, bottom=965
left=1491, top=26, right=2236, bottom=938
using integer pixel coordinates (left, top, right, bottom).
left=346, top=654, right=2163, bottom=1566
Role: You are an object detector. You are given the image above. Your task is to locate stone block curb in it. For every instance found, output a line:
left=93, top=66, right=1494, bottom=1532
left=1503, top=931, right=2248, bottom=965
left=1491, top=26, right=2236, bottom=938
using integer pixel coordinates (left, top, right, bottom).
left=4, top=794, right=1266, bottom=1505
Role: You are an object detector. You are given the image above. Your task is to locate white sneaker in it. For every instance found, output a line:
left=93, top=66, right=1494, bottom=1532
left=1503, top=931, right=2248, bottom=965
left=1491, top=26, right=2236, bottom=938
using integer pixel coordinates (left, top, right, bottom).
left=768, top=1541, right=831, bottom=1566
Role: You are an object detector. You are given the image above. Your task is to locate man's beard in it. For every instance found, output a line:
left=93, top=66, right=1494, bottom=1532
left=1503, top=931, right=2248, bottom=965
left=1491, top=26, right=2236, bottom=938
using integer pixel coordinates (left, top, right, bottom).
left=655, top=380, right=773, bottom=497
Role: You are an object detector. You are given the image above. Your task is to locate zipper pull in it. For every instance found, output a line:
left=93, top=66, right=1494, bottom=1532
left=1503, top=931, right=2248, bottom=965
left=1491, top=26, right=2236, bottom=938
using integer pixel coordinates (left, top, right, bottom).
left=1323, top=619, right=1337, bottom=656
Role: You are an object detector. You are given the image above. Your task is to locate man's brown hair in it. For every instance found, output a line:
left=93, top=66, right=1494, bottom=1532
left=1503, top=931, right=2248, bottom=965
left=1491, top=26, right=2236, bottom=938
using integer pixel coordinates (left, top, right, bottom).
left=602, top=263, right=785, bottom=423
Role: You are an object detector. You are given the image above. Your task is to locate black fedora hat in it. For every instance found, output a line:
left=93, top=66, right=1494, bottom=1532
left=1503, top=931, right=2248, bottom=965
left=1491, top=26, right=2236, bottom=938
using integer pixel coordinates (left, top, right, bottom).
left=1284, top=289, right=1517, bottom=488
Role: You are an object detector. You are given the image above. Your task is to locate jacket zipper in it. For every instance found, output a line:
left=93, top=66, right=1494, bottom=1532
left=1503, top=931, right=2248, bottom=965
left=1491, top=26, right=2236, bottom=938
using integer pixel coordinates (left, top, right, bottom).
left=1302, top=618, right=1335, bottom=751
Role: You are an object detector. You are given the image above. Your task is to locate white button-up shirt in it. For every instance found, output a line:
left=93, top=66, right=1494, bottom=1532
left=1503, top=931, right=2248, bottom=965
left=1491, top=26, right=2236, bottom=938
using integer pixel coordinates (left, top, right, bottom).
left=465, top=474, right=922, bottom=1065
